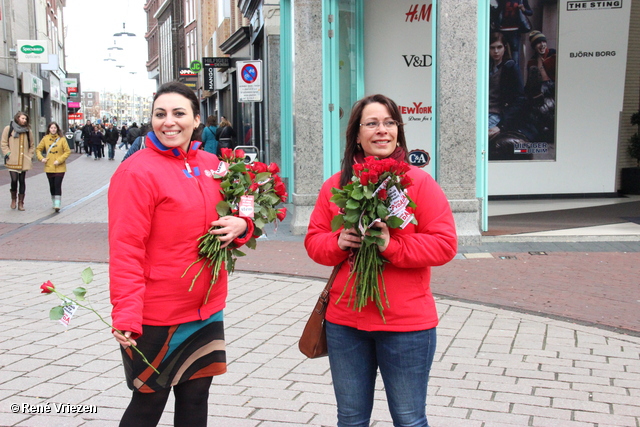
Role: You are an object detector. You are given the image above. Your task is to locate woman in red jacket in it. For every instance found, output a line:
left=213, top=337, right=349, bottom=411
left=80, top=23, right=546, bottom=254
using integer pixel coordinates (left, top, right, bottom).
left=108, top=81, right=253, bottom=427
left=305, top=94, right=457, bottom=427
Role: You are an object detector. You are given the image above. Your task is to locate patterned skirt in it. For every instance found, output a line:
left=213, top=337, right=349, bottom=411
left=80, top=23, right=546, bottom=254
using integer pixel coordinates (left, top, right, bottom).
left=120, top=311, right=226, bottom=393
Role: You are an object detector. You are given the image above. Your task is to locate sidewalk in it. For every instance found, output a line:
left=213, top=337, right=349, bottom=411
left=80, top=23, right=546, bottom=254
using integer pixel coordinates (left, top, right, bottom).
left=1, top=261, right=639, bottom=426
left=0, top=150, right=639, bottom=425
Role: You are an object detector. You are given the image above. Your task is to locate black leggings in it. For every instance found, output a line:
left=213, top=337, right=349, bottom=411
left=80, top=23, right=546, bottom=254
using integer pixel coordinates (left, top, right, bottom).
left=119, top=376, right=212, bottom=427
left=9, top=171, right=26, bottom=195
left=46, top=173, right=65, bottom=196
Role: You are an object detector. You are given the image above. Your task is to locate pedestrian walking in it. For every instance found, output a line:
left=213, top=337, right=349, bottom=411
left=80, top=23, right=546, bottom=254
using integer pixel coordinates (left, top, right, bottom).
left=118, top=125, right=128, bottom=150
left=304, top=94, right=458, bottom=427
left=127, top=122, right=141, bottom=148
left=1, top=111, right=35, bottom=211
left=106, top=123, right=120, bottom=160
left=108, top=81, right=254, bottom=426
left=122, top=123, right=149, bottom=162
left=201, top=115, right=218, bottom=155
left=36, top=122, right=71, bottom=212
left=73, top=126, right=83, bottom=153
left=89, top=125, right=104, bottom=160
left=215, top=116, right=236, bottom=155
left=81, top=120, right=93, bottom=156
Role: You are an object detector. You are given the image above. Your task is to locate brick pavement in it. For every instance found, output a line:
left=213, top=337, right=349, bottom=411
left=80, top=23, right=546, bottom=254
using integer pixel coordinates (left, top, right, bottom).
left=1, top=150, right=640, bottom=425
left=0, top=261, right=639, bottom=426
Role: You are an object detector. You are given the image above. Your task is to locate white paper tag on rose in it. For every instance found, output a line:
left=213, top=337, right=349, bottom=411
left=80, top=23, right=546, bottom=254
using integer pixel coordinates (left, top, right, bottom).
left=387, top=186, right=409, bottom=215
left=213, top=161, right=229, bottom=178
left=396, top=210, right=415, bottom=229
left=59, top=301, right=78, bottom=327
left=239, top=195, right=255, bottom=218
left=372, top=176, right=391, bottom=197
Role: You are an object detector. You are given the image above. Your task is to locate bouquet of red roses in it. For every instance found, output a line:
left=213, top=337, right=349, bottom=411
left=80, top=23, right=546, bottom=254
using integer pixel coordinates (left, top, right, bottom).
left=330, top=156, right=416, bottom=322
left=183, top=148, right=287, bottom=303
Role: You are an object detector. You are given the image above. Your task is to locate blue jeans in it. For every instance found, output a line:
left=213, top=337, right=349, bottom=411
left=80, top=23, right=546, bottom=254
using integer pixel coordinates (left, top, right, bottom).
left=326, top=321, right=437, bottom=427
left=108, top=143, right=115, bottom=159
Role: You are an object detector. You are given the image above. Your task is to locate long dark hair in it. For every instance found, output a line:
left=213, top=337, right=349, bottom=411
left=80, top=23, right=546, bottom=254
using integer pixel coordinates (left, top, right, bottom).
left=152, top=81, right=201, bottom=141
left=47, top=122, right=63, bottom=137
left=339, top=94, right=408, bottom=187
left=490, top=32, right=512, bottom=65
left=13, top=111, right=30, bottom=128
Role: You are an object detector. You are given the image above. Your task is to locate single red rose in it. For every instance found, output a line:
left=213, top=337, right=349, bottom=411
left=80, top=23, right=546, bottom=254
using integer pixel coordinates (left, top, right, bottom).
left=249, top=183, right=260, bottom=192
left=352, top=163, right=365, bottom=176
left=401, top=175, right=413, bottom=188
left=360, top=172, right=370, bottom=186
left=247, top=171, right=256, bottom=180
left=220, top=147, right=234, bottom=159
left=276, top=207, right=287, bottom=221
left=40, top=281, right=55, bottom=294
left=274, top=180, right=287, bottom=196
left=251, top=162, right=268, bottom=173
left=377, top=189, right=388, bottom=200
left=279, top=192, right=288, bottom=202
left=234, top=149, right=246, bottom=160
left=268, top=162, right=280, bottom=174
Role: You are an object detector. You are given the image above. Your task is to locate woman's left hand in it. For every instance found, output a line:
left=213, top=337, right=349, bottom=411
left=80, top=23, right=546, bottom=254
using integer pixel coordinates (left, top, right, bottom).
left=209, top=216, right=248, bottom=248
left=372, top=220, right=391, bottom=252
left=53, top=160, right=59, bottom=166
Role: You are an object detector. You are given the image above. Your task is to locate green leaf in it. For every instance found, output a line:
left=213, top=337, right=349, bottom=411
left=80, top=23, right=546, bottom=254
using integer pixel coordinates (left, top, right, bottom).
left=72, top=287, right=87, bottom=301
left=246, top=237, right=257, bottom=250
left=254, top=217, right=266, bottom=230
left=49, top=306, right=64, bottom=320
left=232, top=249, right=246, bottom=257
left=216, top=201, right=231, bottom=216
left=345, top=210, right=360, bottom=224
left=330, top=195, right=347, bottom=208
left=376, top=203, right=389, bottom=219
left=229, top=162, right=247, bottom=173
left=255, top=172, right=271, bottom=182
left=362, top=185, right=374, bottom=199
left=367, top=228, right=382, bottom=237
left=346, top=199, right=361, bottom=209
left=81, top=267, right=93, bottom=285
left=351, top=185, right=364, bottom=200
left=331, top=215, right=345, bottom=232
left=386, top=216, right=404, bottom=229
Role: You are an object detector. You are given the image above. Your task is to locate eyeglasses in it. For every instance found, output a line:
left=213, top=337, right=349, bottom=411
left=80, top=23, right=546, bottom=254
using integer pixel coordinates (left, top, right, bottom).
left=359, top=120, right=400, bottom=130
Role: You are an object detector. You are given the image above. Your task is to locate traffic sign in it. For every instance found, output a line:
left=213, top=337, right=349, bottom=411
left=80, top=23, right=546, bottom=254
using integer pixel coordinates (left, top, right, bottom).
left=237, top=60, right=262, bottom=102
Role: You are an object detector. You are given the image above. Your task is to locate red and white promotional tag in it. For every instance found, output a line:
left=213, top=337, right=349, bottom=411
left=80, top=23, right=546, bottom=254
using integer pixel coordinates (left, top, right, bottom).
left=59, top=301, right=78, bottom=327
left=213, top=161, right=229, bottom=178
left=239, top=195, right=255, bottom=218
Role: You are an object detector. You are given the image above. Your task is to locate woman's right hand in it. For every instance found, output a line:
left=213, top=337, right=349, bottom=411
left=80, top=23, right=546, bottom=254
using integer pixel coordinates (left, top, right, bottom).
left=113, top=330, right=137, bottom=347
left=338, top=228, right=362, bottom=251
left=41, top=157, right=48, bottom=163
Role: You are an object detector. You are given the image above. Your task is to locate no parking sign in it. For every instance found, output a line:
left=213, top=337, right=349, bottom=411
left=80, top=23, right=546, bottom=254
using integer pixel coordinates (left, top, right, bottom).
left=237, top=60, right=262, bottom=102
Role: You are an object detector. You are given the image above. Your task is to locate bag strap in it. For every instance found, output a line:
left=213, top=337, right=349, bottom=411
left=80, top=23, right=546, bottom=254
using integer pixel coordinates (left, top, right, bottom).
left=315, top=261, right=344, bottom=316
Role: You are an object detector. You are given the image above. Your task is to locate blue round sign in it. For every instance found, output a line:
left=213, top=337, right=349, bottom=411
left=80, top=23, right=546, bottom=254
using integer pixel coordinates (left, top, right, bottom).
left=241, top=64, right=258, bottom=84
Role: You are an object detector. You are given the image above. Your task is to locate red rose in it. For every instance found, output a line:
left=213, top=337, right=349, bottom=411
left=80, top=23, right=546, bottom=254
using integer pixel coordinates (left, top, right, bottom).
left=352, top=163, right=365, bottom=176
left=251, top=162, right=268, bottom=173
left=268, top=162, right=280, bottom=174
left=247, top=171, right=256, bottom=180
left=220, top=148, right=234, bottom=159
left=235, top=149, right=246, bottom=160
left=401, top=175, right=413, bottom=188
left=279, top=192, right=288, bottom=202
left=274, top=180, right=287, bottom=196
left=40, top=281, right=55, bottom=294
left=276, top=207, right=287, bottom=221
left=377, top=189, right=388, bottom=200
left=360, top=172, right=370, bottom=186
left=249, top=183, right=259, bottom=192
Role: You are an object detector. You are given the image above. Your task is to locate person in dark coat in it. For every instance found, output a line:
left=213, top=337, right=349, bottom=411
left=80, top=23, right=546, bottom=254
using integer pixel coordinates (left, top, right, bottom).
left=88, top=125, right=105, bottom=160
left=106, top=124, right=120, bottom=160
left=81, top=120, right=93, bottom=156
left=127, top=123, right=141, bottom=147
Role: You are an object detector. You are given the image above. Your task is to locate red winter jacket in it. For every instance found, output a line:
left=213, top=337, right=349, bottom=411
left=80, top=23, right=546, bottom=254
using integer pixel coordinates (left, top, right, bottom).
left=108, top=132, right=253, bottom=338
left=304, top=167, right=457, bottom=332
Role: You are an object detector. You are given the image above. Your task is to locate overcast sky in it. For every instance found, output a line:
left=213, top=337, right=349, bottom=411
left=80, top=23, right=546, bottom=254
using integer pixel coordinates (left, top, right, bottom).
left=64, top=0, right=156, bottom=97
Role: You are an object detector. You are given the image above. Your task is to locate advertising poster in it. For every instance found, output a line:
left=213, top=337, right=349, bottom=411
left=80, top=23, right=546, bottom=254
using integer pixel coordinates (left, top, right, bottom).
left=365, top=1, right=433, bottom=171
left=488, top=0, right=559, bottom=161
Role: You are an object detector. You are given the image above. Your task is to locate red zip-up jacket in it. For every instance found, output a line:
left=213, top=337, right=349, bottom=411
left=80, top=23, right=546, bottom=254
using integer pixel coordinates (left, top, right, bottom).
left=109, top=132, right=253, bottom=338
left=305, top=167, right=457, bottom=331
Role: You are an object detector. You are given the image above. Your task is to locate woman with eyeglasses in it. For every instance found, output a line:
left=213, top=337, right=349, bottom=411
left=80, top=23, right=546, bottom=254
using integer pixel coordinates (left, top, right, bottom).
left=304, top=94, right=458, bottom=427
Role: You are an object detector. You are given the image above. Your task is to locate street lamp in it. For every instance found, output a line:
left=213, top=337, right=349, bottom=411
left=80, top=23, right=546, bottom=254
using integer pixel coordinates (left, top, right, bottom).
left=108, top=40, right=123, bottom=51
left=114, top=23, right=136, bottom=37
left=129, top=72, right=137, bottom=123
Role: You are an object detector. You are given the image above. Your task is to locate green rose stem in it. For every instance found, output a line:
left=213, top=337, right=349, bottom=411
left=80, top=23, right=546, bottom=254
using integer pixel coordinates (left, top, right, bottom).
left=46, top=286, right=160, bottom=375
left=182, top=228, right=231, bottom=304
left=336, top=241, right=389, bottom=323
